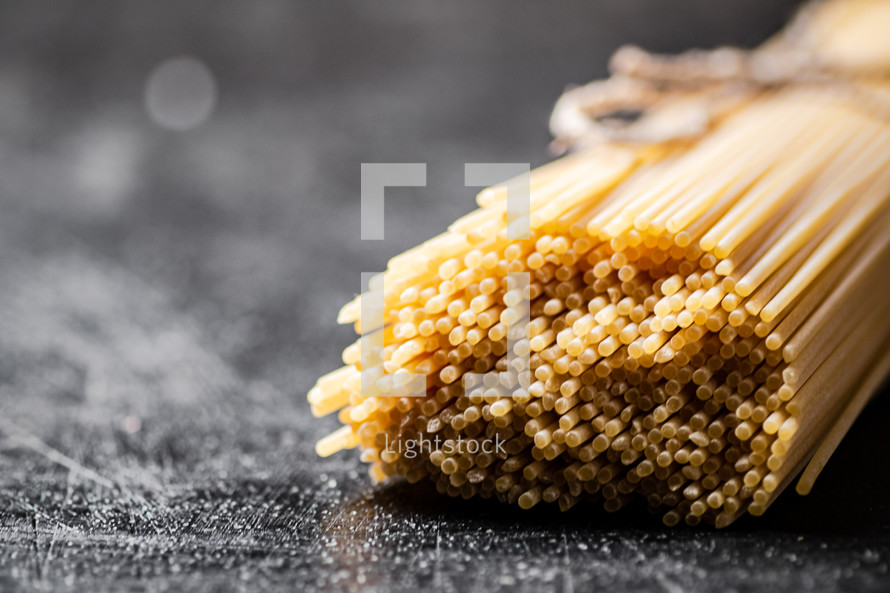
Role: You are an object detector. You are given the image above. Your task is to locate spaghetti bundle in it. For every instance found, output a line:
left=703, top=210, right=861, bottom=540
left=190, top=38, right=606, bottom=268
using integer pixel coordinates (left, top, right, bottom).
left=309, top=0, right=890, bottom=527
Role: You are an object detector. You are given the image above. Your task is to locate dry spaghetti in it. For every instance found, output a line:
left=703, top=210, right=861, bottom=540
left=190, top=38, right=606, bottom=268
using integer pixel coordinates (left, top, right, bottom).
left=309, top=0, right=890, bottom=527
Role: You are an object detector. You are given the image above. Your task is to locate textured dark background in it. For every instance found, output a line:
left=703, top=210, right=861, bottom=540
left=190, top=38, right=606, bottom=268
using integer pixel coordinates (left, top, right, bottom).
left=2, top=1, right=889, bottom=592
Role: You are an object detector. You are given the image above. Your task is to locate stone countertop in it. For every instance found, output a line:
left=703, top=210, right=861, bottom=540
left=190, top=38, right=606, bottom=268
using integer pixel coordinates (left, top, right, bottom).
left=2, top=1, right=888, bottom=592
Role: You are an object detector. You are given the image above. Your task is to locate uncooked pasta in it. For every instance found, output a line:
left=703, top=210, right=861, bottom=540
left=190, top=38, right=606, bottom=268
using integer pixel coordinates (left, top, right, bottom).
left=309, top=0, right=890, bottom=527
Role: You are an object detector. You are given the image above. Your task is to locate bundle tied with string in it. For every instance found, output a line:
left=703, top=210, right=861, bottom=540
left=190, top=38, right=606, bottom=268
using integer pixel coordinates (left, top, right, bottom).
left=309, top=0, right=890, bottom=527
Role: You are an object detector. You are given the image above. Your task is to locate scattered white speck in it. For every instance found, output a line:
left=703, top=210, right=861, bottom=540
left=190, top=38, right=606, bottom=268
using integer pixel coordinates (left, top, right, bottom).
left=656, top=573, right=685, bottom=593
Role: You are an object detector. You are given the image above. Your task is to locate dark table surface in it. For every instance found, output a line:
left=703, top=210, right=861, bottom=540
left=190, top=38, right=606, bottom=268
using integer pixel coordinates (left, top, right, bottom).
left=2, top=1, right=890, bottom=592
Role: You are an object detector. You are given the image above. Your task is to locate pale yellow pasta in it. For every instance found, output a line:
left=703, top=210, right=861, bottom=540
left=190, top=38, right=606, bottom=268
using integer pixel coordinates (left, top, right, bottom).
left=310, top=0, right=890, bottom=527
